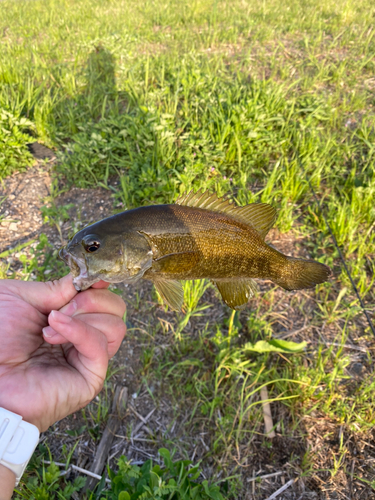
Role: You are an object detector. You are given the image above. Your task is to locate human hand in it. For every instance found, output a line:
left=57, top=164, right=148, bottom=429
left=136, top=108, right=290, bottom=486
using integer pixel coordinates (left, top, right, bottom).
left=0, top=274, right=126, bottom=432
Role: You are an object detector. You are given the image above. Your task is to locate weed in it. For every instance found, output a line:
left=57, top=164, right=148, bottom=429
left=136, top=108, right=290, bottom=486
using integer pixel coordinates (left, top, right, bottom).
left=14, top=446, right=87, bottom=500
left=0, top=109, right=35, bottom=178
left=16, top=447, right=227, bottom=500
left=102, top=448, right=227, bottom=500
left=20, top=233, right=69, bottom=281
left=41, top=202, right=75, bottom=244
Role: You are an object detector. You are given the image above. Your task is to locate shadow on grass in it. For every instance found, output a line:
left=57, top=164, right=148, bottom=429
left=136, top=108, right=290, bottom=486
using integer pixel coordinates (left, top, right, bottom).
left=53, top=46, right=121, bottom=138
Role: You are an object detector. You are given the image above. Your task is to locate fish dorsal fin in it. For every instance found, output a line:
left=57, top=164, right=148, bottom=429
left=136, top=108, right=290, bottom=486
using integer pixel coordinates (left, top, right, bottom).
left=175, top=189, right=276, bottom=239
left=153, top=279, right=184, bottom=311
left=212, top=278, right=258, bottom=310
left=234, top=203, right=277, bottom=239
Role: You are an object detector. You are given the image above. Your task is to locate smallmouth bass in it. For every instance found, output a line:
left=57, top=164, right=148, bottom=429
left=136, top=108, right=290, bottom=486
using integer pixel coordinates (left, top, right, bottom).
left=59, top=190, right=331, bottom=310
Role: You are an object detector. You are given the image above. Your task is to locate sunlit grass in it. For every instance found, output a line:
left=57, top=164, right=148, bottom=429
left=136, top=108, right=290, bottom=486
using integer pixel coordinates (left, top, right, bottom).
left=1, top=0, right=373, bottom=299
left=1, top=0, right=375, bottom=496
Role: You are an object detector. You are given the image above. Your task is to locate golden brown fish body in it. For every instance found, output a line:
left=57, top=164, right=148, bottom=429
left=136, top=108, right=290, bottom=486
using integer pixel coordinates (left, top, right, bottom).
left=142, top=204, right=274, bottom=280
left=59, top=190, right=331, bottom=310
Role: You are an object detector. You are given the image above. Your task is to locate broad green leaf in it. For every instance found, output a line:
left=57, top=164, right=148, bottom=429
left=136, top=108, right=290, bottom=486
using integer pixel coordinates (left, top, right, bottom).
left=118, top=492, right=130, bottom=500
left=243, top=339, right=307, bottom=354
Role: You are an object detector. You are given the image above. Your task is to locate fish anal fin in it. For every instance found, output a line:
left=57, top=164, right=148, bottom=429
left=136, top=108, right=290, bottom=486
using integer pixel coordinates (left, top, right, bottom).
left=153, top=279, right=184, bottom=311
left=212, top=278, right=258, bottom=310
left=175, top=190, right=276, bottom=238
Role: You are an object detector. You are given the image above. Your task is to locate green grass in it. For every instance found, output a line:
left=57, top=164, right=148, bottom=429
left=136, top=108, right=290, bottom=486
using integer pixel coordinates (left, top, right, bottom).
left=1, top=0, right=374, bottom=300
left=0, top=109, right=35, bottom=177
left=16, top=446, right=227, bottom=500
left=1, top=0, right=375, bottom=497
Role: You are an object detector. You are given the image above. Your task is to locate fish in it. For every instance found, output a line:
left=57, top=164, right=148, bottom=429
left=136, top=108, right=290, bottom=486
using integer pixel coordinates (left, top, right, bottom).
left=59, top=190, right=331, bottom=311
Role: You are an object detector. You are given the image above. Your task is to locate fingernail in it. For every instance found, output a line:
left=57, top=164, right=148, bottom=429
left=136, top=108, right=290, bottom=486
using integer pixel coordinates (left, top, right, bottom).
left=50, top=310, right=72, bottom=324
left=43, top=326, right=58, bottom=338
left=59, top=299, right=77, bottom=316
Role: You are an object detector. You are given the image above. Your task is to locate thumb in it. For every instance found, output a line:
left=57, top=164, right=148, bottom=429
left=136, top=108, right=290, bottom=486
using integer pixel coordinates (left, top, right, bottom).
left=12, top=273, right=78, bottom=315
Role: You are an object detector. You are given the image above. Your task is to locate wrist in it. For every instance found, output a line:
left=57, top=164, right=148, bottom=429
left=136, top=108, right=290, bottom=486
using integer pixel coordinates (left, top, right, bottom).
left=0, top=463, right=16, bottom=499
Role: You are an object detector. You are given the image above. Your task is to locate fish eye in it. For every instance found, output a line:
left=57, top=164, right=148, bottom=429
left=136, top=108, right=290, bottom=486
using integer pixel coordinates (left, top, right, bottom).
left=83, top=235, right=101, bottom=253
left=86, top=241, right=100, bottom=252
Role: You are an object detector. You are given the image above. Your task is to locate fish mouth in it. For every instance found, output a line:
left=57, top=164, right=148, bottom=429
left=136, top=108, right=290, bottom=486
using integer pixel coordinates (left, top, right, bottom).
left=59, top=247, right=81, bottom=277
left=59, top=246, right=98, bottom=291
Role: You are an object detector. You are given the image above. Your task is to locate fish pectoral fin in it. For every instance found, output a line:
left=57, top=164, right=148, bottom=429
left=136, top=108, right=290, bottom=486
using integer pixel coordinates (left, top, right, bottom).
left=175, top=189, right=276, bottom=239
left=212, top=278, right=258, bottom=310
left=153, top=251, right=200, bottom=274
left=153, top=279, right=184, bottom=311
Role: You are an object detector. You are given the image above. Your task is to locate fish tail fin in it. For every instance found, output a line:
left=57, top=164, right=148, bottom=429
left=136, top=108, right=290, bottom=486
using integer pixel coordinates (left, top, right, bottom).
left=272, top=256, right=331, bottom=291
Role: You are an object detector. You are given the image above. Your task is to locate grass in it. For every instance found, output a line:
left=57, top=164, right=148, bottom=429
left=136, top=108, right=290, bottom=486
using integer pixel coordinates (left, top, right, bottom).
left=1, top=0, right=374, bottom=298
left=1, top=0, right=375, bottom=497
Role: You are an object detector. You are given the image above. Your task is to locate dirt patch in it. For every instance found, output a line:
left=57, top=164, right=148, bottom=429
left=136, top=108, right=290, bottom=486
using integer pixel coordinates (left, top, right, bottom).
left=0, top=161, right=116, bottom=254
left=55, top=185, right=115, bottom=242
left=0, top=164, right=52, bottom=250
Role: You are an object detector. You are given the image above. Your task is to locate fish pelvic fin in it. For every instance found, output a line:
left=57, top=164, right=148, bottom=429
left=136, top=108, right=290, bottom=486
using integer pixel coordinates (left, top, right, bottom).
left=153, top=279, right=184, bottom=311
left=212, top=278, right=258, bottom=310
left=272, top=256, right=331, bottom=291
left=175, top=189, right=276, bottom=239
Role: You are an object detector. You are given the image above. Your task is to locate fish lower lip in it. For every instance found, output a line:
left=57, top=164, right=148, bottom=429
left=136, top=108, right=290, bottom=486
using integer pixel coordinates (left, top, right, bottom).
left=59, top=247, right=87, bottom=279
